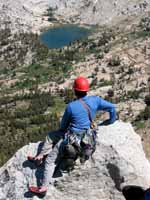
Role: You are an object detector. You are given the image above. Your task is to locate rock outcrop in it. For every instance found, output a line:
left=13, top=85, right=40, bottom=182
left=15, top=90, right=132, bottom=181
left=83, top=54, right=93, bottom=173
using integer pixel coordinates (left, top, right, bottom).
left=0, top=0, right=51, bottom=33
left=53, top=0, right=150, bottom=25
left=0, top=121, right=150, bottom=200
left=1, top=0, right=150, bottom=33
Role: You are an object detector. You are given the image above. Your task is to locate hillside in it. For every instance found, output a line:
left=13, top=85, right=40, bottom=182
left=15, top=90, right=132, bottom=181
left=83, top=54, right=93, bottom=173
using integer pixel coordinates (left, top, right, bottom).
left=0, top=0, right=149, bottom=167
left=0, top=0, right=50, bottom=33
left=1, top=0, right=150, bottom=32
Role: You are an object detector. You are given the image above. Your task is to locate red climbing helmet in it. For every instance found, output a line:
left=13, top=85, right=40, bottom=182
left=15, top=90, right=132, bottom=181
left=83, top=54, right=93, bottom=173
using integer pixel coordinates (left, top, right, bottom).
left=73, top=76, right=89, bottom=92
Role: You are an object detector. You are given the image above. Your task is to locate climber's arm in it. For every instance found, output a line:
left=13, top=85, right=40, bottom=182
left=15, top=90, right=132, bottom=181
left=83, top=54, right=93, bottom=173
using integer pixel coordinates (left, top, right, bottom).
left=97, top=97, right=116, bottom=125
left=60, top=104, right=71, bottom=132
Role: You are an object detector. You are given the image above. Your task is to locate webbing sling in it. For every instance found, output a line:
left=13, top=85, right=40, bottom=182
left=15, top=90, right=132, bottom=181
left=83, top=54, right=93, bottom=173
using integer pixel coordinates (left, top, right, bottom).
left=79, top=98, right=97, bottom=162
left=79, top=98, right=95, bottom=129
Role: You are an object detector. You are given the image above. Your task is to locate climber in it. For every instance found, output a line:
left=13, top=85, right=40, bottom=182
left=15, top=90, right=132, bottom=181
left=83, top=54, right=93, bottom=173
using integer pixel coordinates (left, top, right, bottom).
left=28, top=76, right=116, bottom=194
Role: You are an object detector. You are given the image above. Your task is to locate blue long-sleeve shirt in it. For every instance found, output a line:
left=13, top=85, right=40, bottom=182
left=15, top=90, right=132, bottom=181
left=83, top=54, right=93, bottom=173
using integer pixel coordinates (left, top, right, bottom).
left=60, top=95, right=116, bottom=132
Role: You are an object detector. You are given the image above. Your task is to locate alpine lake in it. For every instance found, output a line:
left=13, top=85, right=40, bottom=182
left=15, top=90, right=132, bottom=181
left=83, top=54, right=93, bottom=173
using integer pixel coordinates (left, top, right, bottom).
left=40, top=24, right=91, bottom=49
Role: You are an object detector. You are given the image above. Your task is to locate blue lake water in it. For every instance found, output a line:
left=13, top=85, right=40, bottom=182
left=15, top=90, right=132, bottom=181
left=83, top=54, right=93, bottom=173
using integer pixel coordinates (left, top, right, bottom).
left=40, top=25, right=90, bottom=49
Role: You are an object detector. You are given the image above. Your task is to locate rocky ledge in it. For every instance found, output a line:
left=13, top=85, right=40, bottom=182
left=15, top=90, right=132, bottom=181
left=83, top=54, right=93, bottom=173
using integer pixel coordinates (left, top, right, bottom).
left=0, top=121, right=150, bottom=200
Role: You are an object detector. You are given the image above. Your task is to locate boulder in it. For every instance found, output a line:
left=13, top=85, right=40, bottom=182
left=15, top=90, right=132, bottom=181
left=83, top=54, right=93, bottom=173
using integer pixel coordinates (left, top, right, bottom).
left=0, top=121, right=150, bottom=200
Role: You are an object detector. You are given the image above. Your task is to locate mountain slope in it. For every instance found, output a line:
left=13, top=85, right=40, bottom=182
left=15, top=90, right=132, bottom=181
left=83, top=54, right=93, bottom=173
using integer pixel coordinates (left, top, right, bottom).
left=54, top=0, right=150, bottom=25
left=0, top=0, right=50, bottom=33
left=1, top=0, right=150, bottom=32
left=0, top=0, right=150, bottom=170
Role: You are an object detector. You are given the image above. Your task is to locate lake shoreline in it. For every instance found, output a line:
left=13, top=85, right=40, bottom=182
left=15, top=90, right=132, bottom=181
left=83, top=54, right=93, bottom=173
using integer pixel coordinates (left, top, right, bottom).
left=40, top=24, right=91, bottom=49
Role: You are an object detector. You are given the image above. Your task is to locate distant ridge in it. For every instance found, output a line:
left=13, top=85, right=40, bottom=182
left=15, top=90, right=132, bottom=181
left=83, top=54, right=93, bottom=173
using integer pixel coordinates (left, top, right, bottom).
left=0, top=0, right=150, bottom=33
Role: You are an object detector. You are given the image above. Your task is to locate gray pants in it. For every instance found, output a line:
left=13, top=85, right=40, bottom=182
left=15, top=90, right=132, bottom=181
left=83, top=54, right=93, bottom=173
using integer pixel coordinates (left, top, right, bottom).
left=39, top=130, right=65, bottom=186
left=39, top=130, right=64, bottom=156
left=41, top=129, right=88, bottom=186
left=42, top=139, right=63, bottom=186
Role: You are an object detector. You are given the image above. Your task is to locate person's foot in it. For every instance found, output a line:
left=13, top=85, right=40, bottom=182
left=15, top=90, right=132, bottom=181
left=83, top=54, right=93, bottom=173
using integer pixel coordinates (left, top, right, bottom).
left=29, top=186, right=47, bottom=194
left=27, top=155, right=35, bottom=162
left=34, top=154, right=44, bottom=161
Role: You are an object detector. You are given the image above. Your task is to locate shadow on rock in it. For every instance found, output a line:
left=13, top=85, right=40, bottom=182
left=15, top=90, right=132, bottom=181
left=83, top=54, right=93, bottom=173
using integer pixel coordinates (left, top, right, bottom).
left=122, top=185, right=146, bottom=200
left=24, top=191, right=34, bottom=198
left=107, top=163, right=124, bottom=191
left=24, top=191, right=46, bottom=199
left=22, top=160, right=37, bottom=170
left=22, top=142, right=45, bottom=170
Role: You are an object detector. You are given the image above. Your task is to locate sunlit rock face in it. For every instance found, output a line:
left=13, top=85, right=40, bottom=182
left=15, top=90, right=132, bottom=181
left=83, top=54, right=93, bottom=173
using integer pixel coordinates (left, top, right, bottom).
left=0, top=121, right=150, bottom=200
left=0, top=0, right=150, bottom=32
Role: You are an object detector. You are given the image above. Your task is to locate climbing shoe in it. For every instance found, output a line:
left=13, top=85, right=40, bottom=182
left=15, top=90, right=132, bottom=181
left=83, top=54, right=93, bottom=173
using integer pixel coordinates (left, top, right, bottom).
left=29, top=186, right=47, bottom=195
